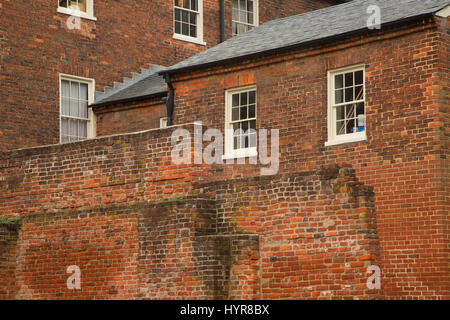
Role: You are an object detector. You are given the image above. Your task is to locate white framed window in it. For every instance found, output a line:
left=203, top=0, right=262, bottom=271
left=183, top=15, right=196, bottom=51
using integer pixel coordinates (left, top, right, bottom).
left=232, top=0, right=258, bottom=36
left=160, top=117, right=168, bottom=128
left=173, top=0, right=205, bottom=45
left=57, top=0, right=97, bottom=21
left=59, top=74, right=95, bottom=143
left=224, top=85, right=257, bottom=159
left=325, top=65, right=366, bottom=146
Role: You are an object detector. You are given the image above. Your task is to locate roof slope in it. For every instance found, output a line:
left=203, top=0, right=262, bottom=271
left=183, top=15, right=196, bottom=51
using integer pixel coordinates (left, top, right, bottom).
left=163, top=0, right=449, bottom=74
left=92, top=66, right=167, bottom=107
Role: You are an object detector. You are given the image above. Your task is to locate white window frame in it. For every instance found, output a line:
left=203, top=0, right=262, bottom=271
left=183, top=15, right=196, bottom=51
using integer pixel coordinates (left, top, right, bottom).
left=223, top=85, right=258, bottom=160
left=173, top=0, right=206, bottom=45
left=57, top=0, right=97, bottom=21
left=325, top=64, right=367, bottom=147
left=59, top=73, right=96, bottom=143
left=232, top=0, right=259, bottom=36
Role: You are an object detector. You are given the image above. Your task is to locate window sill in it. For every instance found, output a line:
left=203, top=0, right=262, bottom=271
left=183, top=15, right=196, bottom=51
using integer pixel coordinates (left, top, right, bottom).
left=222, top=148, right=258, bottom=160
left=325, top=134, right=367, bottom=147
left=57, top=7, right=97, bottom=21
left=173, top=33, right=206, bottom=46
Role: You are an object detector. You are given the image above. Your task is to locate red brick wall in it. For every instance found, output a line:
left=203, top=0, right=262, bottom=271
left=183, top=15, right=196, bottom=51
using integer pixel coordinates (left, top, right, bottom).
left=169, top=18, right=449, bottom=299
left=94, top=98, right=166, bottom=137
left=0, top=223, right=19, bottom=300
left=197, top=168, right=381, bottom=299
left=0, top=0, right=337, bottom=151
left=0, top=123, right=380, bottom=300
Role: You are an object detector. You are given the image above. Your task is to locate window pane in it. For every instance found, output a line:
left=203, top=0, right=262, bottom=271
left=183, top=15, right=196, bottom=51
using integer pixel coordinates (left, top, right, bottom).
left=62, top=98, right=70, bottom=116
left=232, top=8, right=238, bottom=20
left=346, top=104, right=355, bottom=119
left=355, top=70, right=364, bottom=85
left=249, top=91, right=255, bottom=104
left=70, top=119, right=78, bottom=137
left=247, top=12, right=254, bottom=25
left=232, top=107, right=239, bottom=121
left=336, top=106, right=345, bottom=120
left=79, top=121, right=87, bottom=138
left=175, top=9, right=181, bottom=21
left=335, top=74, right=343, bottom=89
left=240, top=92, right=248, bottom=105
left=242, top=121, right=248, bottom=132
left=240, top=11, right=247, bottom=23
left=335, top=89, right=343, bottom=104
left=232, top=0, right=238, bottom=9
left=239, top=0, right=246, bottom=11
left=182, top=23, right=189, bottom=36
left=336, top=120, right=345, bottom=135
left=240, top=106, right=247, bottom=120
left=183, top=0, right=190, bottom=9
left=70, top=81, right=79, bottom=99
left=62, top=80, right=70, bottom=98
left=346, top=118, right=355, bottom=134
left=234, top=136, right=239, bottom=149
left=355, top=85, right=363, bottom=100
left=247, top=0, right=254, bottom=12
left=79, top=101, right=88, bottom=119
left=345, top=87, right=353, bottom=102
left=238, top=24, right=246, bottom=34
left=61, top=118, right=68, bottom=136
left=232, top=93, right=239, bottom=107
left=356, top=102, right=364, bottom=116
left=191, top=0, right=197, bottom=11
left=175, top=21, right=181, bottom=34
left=345, top=72, right=353, bottom=87
left=190, top=12, right=196, bottom=24
left=182, top=10, right=189, bottom=23
left=248, top=104, right=255, bottom=118
left=250, top=120, right=256, bottom=130
left=80, top=83, right=88, bottom=100
left=190, top=25, right=196, bottom=37
left=70, top=99, right=78, bottom=117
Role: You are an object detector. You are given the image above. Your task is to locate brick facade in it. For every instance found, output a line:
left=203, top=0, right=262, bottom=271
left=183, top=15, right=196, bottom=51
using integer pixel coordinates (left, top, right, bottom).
left=0, top=124, right=380, bottom=299
left=165, top=16, right=449, bottom=299
left=0, top=0, right=336, bottom=151
left=0, top=2, right=448, bottom=301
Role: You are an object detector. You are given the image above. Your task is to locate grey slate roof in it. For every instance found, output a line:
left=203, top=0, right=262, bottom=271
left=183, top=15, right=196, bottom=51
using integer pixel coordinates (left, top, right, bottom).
left=163, top=0, right=449, bottom=74
left=92, top=66, right=167, bottom=107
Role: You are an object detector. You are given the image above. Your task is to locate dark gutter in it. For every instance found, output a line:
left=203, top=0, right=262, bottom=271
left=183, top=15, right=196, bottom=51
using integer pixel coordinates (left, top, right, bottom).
left=159, top=12, right=437, bottom=77
left=90, top=91, right=167, bottom=109
left=163, top=74, right=175, bottom=126
left=220, top=0, right=225, bottom=43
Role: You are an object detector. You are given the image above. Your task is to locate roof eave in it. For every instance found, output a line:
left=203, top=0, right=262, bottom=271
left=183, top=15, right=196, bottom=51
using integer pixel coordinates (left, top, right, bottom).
left=90, top=91, right=167, bottom=109
left=160, top=11, right=437, bottom=78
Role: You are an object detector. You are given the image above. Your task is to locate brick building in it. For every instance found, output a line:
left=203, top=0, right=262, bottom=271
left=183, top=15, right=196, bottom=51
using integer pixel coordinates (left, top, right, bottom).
left=0, top=0, right=339, bottom=151
left=0, top=0, right=449, bottom=300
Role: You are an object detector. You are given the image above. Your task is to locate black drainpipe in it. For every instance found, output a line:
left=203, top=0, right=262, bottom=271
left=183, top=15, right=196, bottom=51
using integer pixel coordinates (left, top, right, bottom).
left=220, top=0, right=225, bottom=42
left=163, top=74, right=174, bottom=126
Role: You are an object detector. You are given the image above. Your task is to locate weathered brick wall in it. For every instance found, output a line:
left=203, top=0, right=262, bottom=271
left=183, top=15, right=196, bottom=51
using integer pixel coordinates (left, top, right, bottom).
left=170, top=18, right=450, bottom=299
left=94, top=98, right=166, bottom=137
left=0, top=124, right=208, bottom=217
left=0, top=120, right=380, bottom=299
left=197, top=167, right=381, bottom=299
left=138, top=198, right=217, bottom=299
left=16, top=208, right=140, bottom=299
left=0, top=222, right=19, bottom=300
left=0, top=0, right=337, bottom=151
